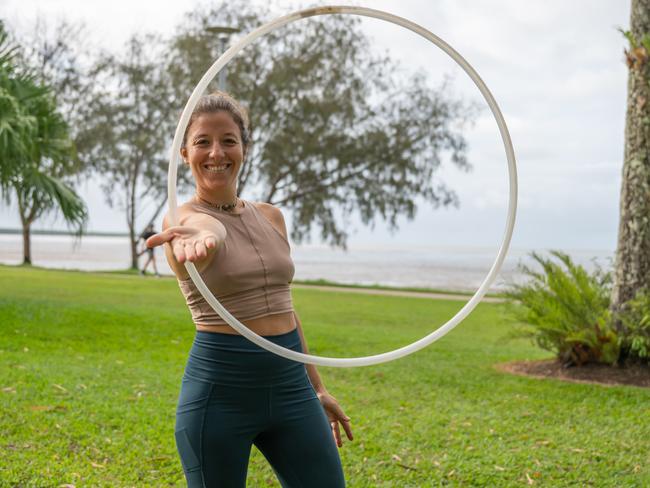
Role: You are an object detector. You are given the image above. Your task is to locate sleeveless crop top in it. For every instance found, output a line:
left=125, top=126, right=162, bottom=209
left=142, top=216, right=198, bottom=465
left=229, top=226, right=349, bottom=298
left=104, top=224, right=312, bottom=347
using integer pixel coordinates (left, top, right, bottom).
left=177, top=199, right=295, bottom=327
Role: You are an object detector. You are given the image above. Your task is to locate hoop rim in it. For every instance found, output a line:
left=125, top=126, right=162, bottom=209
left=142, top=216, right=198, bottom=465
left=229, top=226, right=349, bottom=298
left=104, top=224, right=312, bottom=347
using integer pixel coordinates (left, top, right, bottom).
left=167, top=5, right=518, bottom=367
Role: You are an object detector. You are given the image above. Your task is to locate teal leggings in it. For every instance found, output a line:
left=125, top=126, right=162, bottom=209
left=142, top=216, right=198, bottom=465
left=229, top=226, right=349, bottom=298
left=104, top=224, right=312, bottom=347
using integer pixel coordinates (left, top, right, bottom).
left=175, top=328, right=346, bottom=487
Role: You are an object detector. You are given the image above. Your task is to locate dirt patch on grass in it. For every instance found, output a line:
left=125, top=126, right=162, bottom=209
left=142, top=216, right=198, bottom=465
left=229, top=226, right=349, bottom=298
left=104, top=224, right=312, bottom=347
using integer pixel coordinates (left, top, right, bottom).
left=496, top=359, right=650, bottom=389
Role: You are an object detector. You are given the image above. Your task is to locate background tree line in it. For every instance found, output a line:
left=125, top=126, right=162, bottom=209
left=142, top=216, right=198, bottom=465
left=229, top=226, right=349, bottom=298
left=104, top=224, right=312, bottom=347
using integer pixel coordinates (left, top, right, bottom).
left=4, top=1, right=473, bottom=269
left=3, top=1, right=648, bottom=366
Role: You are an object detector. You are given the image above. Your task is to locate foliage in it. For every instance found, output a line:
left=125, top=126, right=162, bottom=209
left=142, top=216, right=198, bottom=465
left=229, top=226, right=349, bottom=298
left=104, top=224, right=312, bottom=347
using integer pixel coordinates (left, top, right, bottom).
left=18, top=18, right=92, bottom=127
left=620, top=27, right=650, bottom=70
left=167, top=1, right=474, bottom=248
left=616, top=286, right=650, bottom=362
left=0, top=21, right=43, bottom=190
left=13, top=18, right=177, bottom=267
left=8, top=77, right=86, bottom=232
left=12, top=1, right=474, bottom=262
left=504, top=251, right=618, bottom=367
left=75, top=34, right=181, bottom=268
left=0, top=20, right=87, bottom=263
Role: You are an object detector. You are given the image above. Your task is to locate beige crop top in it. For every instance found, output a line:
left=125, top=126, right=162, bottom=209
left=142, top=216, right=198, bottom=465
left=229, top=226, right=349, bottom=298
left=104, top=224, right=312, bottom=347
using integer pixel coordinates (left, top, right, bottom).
left=177, top=199, right=295, bottom=327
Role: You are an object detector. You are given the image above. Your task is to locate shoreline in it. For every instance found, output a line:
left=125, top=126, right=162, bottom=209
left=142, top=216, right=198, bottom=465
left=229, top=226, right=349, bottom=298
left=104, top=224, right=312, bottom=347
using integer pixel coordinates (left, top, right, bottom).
left=291, top=278, right=506, bottom=299
left=0, top=263, right=506, bottom=299
left=0, top=228, right=129, bottom=237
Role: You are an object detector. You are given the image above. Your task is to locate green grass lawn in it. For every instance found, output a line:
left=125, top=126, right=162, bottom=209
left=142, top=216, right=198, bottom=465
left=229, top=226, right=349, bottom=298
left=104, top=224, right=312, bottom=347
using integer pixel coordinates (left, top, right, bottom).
left=1, top=265, right=648, bottom=487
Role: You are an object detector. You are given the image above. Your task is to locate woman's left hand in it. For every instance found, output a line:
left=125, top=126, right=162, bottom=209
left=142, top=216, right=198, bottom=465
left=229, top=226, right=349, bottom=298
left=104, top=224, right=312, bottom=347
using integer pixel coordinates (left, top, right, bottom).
left=317, top=391, right=353, bottom=448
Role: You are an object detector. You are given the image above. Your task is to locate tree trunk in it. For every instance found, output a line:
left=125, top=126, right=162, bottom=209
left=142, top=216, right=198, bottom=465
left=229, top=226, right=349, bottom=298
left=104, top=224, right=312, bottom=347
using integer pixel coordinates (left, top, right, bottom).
left=611, top=0, right=650, bottom=338
left=128, top=202, right=138, bottom=270
left=130, top=226, right=138, bottom=270
left=16, top=190, right=35, bottom=266
left=22, top=222, right=32, bottom=265
left=125, top=177, right=139, bottom=270
left=126, top=149, right=144, bottom=270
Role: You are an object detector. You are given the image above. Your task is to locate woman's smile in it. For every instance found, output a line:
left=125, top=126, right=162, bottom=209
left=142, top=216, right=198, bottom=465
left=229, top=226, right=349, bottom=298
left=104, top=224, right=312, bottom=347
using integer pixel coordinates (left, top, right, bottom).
left=203, top=162, right=232, bottom=174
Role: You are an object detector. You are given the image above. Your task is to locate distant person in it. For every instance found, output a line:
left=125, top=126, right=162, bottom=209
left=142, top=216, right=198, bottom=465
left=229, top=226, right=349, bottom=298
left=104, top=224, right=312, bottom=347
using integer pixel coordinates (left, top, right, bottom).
left=146, top=91, right=351, bottom=487
left=137, top=224, right=160, bottom=276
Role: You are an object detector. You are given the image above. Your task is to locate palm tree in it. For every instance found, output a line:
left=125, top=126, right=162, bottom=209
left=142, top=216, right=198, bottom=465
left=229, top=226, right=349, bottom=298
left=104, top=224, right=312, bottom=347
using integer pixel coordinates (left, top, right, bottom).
left=611, top=5, right=650, bottom=323
left=0, top=21, right=88, bottom=264
left=0, top=23, right=38, bottom=188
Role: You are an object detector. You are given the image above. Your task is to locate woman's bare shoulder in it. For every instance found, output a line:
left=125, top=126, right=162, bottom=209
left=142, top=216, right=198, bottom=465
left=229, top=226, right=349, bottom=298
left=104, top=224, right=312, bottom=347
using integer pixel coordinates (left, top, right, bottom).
left=251, top=200, right=282, bottom=213
left=251, top=201, right=284, bottom=220
left=251, top=201, right=288, bottom=239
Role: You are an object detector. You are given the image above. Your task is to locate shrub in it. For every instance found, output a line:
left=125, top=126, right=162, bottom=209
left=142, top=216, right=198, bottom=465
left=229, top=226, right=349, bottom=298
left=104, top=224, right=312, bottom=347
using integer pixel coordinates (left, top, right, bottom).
left=616, top=287, right=650, bottom=364
left=504, top=250, right=618, bottom=367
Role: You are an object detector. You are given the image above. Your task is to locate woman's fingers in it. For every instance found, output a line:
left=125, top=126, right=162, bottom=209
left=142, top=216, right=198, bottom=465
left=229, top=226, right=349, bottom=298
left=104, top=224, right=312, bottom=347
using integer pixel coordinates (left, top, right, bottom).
left=331, top=421, right=342, bottom=447
left=177, top=238, right=215, bottom=263
left=146, top=228, right=177, bottom=248
left=147, top=226, right=195, bottom=247
left=148, top=227, right=218, bottom=263
left=173, top=239, right=187, bottom=263
left=204, top=235, right=217, bottom=249
left=332, top=406, right=353, bottom=443
left=341, top=418, right=354, bottom=441
left=195, top=241, right=208, bottom=259
left=319, top=393, right=353, bottom=447
left=184, top=242, right=197, bottom=262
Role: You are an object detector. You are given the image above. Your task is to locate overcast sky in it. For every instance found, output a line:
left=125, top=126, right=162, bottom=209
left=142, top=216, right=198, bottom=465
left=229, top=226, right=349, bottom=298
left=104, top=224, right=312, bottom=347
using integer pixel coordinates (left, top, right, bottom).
left=1, top=0, right=631, bottom=253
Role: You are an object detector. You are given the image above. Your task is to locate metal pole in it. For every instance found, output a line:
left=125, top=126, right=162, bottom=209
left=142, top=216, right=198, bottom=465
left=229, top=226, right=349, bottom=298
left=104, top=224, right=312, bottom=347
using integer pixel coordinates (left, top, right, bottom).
left=218, top=37, right=227, bottom=90
left=205, top=26, right=241, bottom=92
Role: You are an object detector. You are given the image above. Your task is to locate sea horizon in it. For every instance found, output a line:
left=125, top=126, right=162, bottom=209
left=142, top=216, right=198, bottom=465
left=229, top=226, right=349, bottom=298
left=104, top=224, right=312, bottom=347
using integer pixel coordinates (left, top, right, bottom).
left=0, top=234, right=615, bottom=292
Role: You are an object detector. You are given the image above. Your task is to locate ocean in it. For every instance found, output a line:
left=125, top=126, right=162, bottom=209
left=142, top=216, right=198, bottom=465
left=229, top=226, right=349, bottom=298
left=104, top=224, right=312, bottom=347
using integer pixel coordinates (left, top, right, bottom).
left=0, top=234, right=614, bottom=292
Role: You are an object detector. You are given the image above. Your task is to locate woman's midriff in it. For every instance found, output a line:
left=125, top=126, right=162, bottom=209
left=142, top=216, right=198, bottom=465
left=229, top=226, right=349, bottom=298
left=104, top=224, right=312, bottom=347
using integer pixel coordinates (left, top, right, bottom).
left=195, top=310, right=297, bottom=336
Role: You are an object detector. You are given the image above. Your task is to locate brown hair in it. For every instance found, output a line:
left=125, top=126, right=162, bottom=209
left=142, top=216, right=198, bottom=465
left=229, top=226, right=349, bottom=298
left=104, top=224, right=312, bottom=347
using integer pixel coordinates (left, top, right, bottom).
left=181, top=91, right=251, bottom=155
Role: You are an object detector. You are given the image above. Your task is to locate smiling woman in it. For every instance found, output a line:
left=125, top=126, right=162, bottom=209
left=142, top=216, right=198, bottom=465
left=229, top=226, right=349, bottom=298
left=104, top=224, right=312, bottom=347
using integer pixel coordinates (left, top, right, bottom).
left=145, top=91, right=350, bottom=488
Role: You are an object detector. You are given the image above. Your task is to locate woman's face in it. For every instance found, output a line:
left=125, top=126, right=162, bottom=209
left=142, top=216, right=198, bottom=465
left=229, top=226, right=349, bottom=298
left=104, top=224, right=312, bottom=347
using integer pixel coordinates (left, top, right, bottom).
left=181, top=111, right=244, bottom=196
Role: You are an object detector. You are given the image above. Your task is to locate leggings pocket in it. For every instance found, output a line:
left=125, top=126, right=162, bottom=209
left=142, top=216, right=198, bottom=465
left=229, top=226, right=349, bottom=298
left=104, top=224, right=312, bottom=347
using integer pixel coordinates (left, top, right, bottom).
left=175, top=428, right=201, bottom=473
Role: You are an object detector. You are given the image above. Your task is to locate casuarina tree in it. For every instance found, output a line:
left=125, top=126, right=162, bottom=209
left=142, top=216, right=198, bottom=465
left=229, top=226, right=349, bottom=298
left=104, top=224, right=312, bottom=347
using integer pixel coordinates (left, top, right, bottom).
left=75, top=34, right=177, bottom=269
left=166, top=2, right=474, bottom=249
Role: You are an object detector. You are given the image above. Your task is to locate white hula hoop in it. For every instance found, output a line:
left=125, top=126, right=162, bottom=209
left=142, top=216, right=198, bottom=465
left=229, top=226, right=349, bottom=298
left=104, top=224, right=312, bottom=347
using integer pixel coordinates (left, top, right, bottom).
left=167, top=5, right=518, bottom=367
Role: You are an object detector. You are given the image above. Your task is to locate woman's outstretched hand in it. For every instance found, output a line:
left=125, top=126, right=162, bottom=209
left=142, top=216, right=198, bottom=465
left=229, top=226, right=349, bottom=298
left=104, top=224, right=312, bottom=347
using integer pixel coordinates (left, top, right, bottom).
left=317, top=391, right=354, bottom=448
left=146, top=226, right=219, bottom=264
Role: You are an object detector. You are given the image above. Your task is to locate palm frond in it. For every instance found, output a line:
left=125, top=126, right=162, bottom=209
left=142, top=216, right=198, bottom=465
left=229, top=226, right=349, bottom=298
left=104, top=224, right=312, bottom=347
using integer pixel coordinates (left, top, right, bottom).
left=16, top=167, right=87, bottom=233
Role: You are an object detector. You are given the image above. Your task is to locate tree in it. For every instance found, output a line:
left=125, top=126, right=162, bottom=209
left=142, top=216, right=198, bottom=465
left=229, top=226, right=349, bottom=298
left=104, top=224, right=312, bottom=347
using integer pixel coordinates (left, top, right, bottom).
left=611, top=0, right=650, bottom=360
left=76, top=34, right=179, bottom=269
left=0, top=21, right=88, bottom=264
left=17, top=17, right=96, bottom=160
left=0, top=23, right=37, bottom=188
left=19, top=19, right=91, bottom=122
left=16, top=18, right=177, bottom=269
left=166, top=2, right=473, bottom=248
